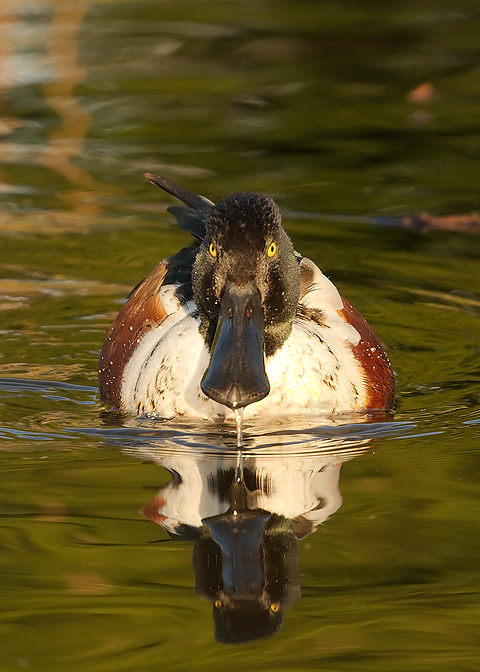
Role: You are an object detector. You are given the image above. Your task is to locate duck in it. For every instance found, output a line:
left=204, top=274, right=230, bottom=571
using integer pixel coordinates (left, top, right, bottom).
left=98, top=174, right=394, bottom=419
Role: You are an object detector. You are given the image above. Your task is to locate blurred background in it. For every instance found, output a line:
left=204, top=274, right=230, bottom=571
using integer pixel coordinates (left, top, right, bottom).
left=0, top=0, right=479, bottom=670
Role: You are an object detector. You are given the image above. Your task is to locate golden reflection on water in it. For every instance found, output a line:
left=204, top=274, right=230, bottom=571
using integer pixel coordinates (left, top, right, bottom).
left=38, top=2, right=100, bottom=212
left=0, top=1, right=113, bottom=222
left=0, top=274, right=129, bottom=309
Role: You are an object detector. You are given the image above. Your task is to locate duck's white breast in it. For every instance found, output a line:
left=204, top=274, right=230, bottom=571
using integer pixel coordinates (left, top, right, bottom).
left=260, top=318, right=366, bottom=415
left=121, top=303, right=366, bottom=419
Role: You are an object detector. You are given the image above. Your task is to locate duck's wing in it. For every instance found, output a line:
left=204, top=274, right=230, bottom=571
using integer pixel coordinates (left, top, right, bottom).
left=99, top=242, right=203, bottom=409
left=99, top=260, right=170, bottom=408
left=298, top=257, right=395, bottom=411
left=144, top=173, right=213, bottom=241
left=337, top=295, right=395, bottom=411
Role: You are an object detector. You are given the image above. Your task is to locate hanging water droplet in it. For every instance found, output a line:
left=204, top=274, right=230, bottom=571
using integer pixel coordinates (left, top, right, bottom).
left=234, top=406, right=244, bottom=448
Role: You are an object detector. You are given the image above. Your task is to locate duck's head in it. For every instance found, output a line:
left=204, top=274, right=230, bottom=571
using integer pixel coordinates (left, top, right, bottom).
left=192, top=192, right=300, bottom=410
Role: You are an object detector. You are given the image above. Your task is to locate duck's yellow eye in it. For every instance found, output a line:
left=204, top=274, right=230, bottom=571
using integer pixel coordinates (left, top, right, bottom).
left=214, top=599, right=222, bottom=608
left=267, top=242, right=277, bottom=258
left=209, top=243, right=217, bottom=258
left=270, top=602, right=280, bottom=613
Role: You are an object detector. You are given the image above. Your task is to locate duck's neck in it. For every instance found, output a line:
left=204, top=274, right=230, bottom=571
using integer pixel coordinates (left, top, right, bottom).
left=264, top=320, right=294, bottom=357
left=198, top=317, right=217, bottom=351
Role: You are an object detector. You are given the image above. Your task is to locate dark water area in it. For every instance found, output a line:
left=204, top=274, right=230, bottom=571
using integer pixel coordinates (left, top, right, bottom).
left=1, top=1, right=479, bottom=670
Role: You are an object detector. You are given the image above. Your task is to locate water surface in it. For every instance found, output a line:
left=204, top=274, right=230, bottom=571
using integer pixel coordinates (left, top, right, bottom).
left=1, top=1, right=479, bottom=670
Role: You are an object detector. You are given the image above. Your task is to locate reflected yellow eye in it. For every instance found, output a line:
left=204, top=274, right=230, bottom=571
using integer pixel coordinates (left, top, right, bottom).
left=214, top=599, right=222, bottom=608
left=209, top=243, right=217, bottom=258
left=267, top=242, right=277, bottom=257
left=270, top=602, right=280, bottom=613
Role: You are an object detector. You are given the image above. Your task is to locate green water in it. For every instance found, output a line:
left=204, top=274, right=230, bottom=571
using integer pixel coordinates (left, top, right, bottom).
left=1, top=1, right=480, bottom=670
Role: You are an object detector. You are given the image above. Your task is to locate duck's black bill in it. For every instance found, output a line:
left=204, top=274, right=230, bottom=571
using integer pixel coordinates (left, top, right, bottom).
left=201, top=281, right=270, bottom=409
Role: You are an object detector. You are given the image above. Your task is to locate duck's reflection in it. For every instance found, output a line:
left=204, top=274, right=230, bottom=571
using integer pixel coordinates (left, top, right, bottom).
left=135, top=429, right=373, bottom=644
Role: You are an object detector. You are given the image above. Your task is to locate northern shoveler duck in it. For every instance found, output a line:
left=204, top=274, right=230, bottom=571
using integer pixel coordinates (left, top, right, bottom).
left=98, top=175, right=394, bottom=419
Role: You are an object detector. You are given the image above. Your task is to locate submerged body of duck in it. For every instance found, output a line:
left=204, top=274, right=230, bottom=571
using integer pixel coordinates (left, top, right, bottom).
left=98, top=175, right=394, bottom=419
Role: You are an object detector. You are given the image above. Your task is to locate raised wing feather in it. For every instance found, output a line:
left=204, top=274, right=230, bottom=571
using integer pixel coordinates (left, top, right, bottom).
left=145, top=173, right=213, bottom=241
